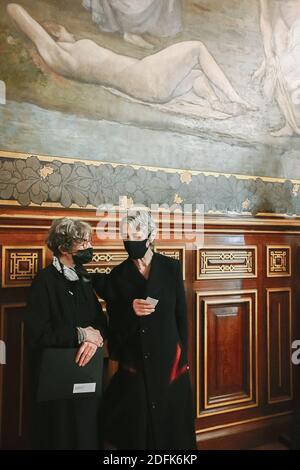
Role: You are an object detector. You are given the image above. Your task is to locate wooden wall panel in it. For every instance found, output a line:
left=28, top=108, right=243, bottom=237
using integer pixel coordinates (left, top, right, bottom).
left=197, top=246, right=257, bottom=280
left=196, top=290, right=258, bottom=417
left=86, top=246, right=127, bottom=274
left=267, top=288, right=292, bottom=404
left=0, top=207, right=299, bottom=449
left=1, top=246, right=45, bottom=288
left=0, top=304, right=28, bottom=450
left=266, top=247, right=291, bottom=278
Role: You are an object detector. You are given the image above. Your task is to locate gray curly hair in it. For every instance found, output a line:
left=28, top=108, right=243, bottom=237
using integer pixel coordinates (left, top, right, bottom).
left=120, top=210, right=157, bottom=244
left=46, top=218, right=92, bottom=256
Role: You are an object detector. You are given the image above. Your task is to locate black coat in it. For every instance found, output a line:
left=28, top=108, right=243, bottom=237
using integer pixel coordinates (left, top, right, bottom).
left=92, top=252, right=196, bottom=450
left=25, top=264, right=107, bottom=450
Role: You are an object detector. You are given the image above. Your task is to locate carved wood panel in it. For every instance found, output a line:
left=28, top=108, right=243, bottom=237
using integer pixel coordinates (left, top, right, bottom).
left=196, top=290, right=258, bottom=417
left=267, top=288, right=293, bottom=404
left=197, top=246, right=257, bottom=280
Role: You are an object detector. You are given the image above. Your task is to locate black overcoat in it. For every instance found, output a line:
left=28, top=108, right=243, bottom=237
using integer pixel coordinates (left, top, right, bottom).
left=25, top=264, right=107, bottom=450
left=92, top=252, right=196, bottom=450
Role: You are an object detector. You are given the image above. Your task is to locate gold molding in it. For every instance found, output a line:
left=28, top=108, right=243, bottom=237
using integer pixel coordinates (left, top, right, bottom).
left=266, top=246, right=292, bottom=278
left=196, top=290, right=258, bottom=418
left=2, top=210, right=300, bottom=227
left=87, top=245, right=186, bottom=277
left=1, top=246, right=46, bottom=288
left=196, top=245, right=257, bottom=280
left=2, top=224, right=300, bottom=236
left=203, top=297, right=254, bottom=409
left=196, top=411, right=293, bottom=435
left=266, top=288, right=293, bottom=404
left=87, top=246, right=127, bottom=275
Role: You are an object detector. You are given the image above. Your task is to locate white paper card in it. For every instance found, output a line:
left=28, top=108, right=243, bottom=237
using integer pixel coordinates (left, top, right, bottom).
left=146, top=296, right=159, bottom=306
left=73, top=383, right=96, bottom=394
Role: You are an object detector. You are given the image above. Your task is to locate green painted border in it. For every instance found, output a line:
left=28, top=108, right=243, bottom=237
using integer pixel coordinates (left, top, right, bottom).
left=0, top=151, right=299, bottom=215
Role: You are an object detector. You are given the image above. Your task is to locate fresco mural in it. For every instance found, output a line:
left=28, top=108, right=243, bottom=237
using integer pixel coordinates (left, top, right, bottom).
left=82, top=0, right=184, bottom=49
left=254, top=0, right=300, bottom=137
left=0, top=0, right=300, bottom=213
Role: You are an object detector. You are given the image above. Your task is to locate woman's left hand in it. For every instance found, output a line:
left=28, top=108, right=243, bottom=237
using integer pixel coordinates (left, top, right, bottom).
left=133, top=299, right=155, bottom=316
left=75, top=341, right=97, bottom=367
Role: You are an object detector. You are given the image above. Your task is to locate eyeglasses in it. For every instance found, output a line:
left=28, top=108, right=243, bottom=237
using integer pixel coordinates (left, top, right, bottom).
left=74, top=238, right=92, bottom=249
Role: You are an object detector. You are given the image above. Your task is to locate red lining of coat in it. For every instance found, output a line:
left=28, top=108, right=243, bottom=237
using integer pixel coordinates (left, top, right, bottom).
left=169, top=343, right=188, bottom=384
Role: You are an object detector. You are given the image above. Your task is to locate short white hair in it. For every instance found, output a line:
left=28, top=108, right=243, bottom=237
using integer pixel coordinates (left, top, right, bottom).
left=121, top=210, right=157, bottom=243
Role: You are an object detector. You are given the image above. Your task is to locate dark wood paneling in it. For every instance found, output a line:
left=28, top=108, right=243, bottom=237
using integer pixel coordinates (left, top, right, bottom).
left=267, top=289, right=292, bottom=404
left=1, top=246, right=45, bottom=288
left=196, top=290, right=257, bottom=417
left=0, top=206, right=299, bottom=449
left=0, top=304, right=28, bottom=450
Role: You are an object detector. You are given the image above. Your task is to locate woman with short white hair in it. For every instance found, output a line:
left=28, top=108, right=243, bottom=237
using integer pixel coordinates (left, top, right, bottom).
left=92, top=210, right=196, bottom=450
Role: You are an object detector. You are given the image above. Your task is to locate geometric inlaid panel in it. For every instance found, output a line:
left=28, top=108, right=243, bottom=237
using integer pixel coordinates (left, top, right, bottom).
left=86, top=246, right=127, bottom=274
left=87, top=245, right=186, bottom=278
left=266, top=288, right=293, bottom=404
left=154, top=245, right=185, bottom=279
left=267, top=246, right=291, bottom=277
left=1, top=246, right=46, bottom=288
left=197, top=246, right=257, bottom=280
left=196, top=290, right=258, bottom=417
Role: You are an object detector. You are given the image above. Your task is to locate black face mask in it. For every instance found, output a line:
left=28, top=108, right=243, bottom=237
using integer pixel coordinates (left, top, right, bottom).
left=72, top=247, right=94, bottom=265
left=123, top=238, right=149, bottom=259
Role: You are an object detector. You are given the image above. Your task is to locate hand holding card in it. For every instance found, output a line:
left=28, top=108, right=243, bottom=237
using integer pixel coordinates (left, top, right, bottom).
left=133, top=298, right=157, bottom=316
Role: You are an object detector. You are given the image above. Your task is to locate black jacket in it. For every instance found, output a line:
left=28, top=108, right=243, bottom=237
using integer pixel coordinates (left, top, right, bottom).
left=26, top=264, right=107, bottom=349
left=25, top=264, right=107, bottom=449
left=92, top=252, right=196, bottom=450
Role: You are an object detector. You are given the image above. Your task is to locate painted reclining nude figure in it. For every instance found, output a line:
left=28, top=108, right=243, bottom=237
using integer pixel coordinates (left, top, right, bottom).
left=7, top=3, right=256, bottom=116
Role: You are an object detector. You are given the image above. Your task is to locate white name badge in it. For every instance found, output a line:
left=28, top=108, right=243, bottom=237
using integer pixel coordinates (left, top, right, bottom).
left=73, top=383, right=96, bottom=394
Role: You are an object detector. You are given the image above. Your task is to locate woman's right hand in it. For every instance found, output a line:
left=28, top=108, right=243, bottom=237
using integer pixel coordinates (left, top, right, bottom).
left=133, top=299, right=155, bottom=316
left=84, top=326, right=103, bottom=347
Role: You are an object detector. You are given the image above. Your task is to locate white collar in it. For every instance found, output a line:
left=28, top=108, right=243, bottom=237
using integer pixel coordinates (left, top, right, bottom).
left=52, top=256, right=79, bottom=281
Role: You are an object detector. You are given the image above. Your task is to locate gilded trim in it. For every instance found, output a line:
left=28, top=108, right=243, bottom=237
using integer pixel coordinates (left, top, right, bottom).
left=196, top=290, right=258, bottom=418
left=266, top=246, right=292, bottom=278
left=196, top=245, right=257, bottom=280
left=196, top=411, right=293, bottom=435
left=2, top=211, right=300, bottom=228
left=1, top=246, right=46, bottom=288
left=204, top=297, right=253, bottom=409
left=266, top=288, right=293, bottom=404
left=2, top=225, right=300, bottom=236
